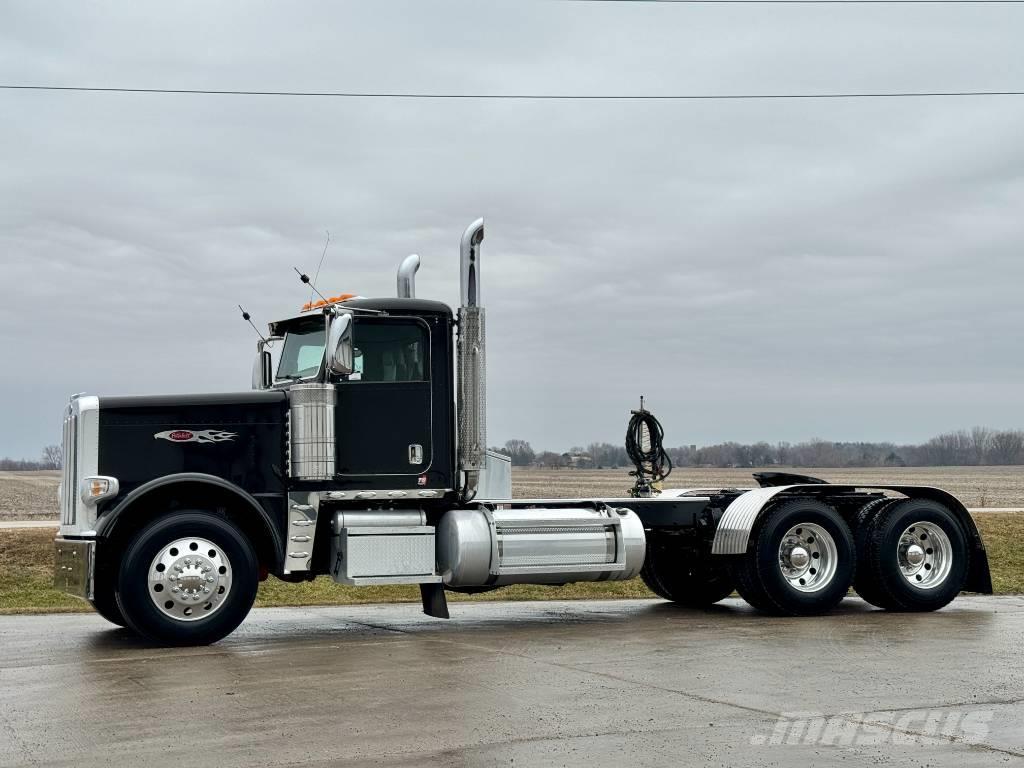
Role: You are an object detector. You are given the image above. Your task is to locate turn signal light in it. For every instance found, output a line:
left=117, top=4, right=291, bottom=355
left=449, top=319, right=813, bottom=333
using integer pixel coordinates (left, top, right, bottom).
left=80, top=476, right=120, bottom=506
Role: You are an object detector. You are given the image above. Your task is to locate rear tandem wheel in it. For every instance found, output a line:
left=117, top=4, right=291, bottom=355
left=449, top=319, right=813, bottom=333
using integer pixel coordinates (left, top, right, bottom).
left=853, top=498, right=969, bottom=612
left=730, top=498, right=855, bottom=616
left=640, top=533, right=734, bottom=607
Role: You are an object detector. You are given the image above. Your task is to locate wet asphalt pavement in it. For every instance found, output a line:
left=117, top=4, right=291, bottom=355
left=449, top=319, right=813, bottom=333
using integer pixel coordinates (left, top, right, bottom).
left=0, top=596, right=1022, bottom=767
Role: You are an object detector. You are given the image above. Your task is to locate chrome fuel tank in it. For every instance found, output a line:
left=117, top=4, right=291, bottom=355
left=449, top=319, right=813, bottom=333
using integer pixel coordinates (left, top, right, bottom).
left=437, top=504, right=645, bottom=587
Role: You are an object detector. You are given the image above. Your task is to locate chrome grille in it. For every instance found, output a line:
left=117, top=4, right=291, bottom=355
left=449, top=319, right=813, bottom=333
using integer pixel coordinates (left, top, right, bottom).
left=61, top=404, right=78, bottom=525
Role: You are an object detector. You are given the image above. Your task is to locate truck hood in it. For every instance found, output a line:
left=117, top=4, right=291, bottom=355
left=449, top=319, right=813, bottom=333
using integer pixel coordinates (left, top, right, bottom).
left=97, top=390, right=288, bottom=499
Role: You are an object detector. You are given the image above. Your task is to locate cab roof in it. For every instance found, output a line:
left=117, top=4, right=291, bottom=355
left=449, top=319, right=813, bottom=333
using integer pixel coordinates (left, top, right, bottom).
left=268, top=297, right=453, bottom=335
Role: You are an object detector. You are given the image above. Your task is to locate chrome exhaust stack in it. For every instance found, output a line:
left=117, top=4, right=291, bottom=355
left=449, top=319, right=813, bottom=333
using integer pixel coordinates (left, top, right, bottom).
left=396, top=253, right=420, bottom=298
left=457, top=218, right=486, bottom=500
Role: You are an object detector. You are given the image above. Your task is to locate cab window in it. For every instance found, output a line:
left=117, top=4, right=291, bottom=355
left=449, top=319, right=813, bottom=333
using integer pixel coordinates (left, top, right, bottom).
left=349, top=321, right=428, bottom=383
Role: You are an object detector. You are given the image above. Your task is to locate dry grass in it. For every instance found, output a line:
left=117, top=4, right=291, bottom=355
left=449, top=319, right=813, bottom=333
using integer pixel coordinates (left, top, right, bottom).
left=0, top=528, right=85, bottom=613
left=974, top=513, right=1024, bottom=594
left=2, top=513, right=1021, bottom=615
left=255, top=577, right=654, bottom=610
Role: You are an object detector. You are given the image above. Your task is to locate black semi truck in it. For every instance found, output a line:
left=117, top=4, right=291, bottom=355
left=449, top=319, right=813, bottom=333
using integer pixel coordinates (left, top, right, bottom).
left=54, top=219, right=992, bottom=645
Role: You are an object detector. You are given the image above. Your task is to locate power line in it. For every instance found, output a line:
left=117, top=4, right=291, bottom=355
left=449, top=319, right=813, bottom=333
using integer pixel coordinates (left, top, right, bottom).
left=558, top=0, right=1024, bottom=4
left=2, top=85, right=1023, bottom=100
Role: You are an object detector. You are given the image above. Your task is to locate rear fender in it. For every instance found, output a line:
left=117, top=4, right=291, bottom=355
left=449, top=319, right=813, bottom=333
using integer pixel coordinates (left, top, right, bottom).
left=711, top=484, right=992, bottom=593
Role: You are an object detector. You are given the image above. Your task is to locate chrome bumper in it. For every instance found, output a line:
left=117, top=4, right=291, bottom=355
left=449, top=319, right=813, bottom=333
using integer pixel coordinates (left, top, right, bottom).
left=53, top=538, right=95, bottom=601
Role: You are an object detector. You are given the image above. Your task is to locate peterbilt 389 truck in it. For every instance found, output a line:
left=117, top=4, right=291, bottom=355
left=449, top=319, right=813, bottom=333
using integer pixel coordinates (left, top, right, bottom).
left=53, top=219, right=992, bottom=645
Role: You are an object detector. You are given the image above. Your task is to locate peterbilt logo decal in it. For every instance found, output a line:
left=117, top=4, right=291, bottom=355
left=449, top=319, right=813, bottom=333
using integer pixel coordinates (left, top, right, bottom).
left=154, top=429, right=238, bottom=444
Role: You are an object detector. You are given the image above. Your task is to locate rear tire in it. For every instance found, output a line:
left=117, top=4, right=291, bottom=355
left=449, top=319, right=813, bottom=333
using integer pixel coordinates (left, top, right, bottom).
left=731, top=498, right=854, bottom=616
left=117, top=511, right=259, bottom=646
left=856, top=499, right=969, bottom=612
left=852, top=497, right=899, bottom=608
left=641, top=534, right=734, bottom=606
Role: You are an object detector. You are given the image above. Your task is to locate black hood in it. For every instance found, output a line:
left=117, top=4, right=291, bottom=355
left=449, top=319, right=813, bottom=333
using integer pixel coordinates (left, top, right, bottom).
left=98, top=391, right=288, bottom=498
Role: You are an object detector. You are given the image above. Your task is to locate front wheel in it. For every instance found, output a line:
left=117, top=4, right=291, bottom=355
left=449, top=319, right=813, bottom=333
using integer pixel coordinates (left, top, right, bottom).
left=731, top=498, right=854, bottom=616
left=117, top=511, right=259, bottom=646
left=89, top=566, right=127, bottom=628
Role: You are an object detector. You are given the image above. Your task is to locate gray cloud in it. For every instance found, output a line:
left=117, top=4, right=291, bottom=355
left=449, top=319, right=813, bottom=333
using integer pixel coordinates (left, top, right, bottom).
left=2, top=0, right=1023, bottom=456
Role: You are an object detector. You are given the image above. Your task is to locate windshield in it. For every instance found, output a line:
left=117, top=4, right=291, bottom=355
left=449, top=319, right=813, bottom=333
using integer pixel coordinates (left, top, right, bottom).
left=275, top=321, right=326, bottom=381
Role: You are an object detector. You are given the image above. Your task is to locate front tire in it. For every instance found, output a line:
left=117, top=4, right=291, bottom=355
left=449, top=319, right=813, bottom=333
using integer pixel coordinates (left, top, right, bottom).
left=117, top=511, right=259, bottom=646
left=856, top=499, right=969, bottom=612
left=731, top=499, right=854, bottom=616
left=88, top=563, right=127, bottom=628
left=641, top=534, right=734, bottom=606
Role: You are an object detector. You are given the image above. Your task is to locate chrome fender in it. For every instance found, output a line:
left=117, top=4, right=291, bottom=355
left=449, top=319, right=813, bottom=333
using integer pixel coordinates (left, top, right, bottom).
left=711, top=485, right=800, bottom=555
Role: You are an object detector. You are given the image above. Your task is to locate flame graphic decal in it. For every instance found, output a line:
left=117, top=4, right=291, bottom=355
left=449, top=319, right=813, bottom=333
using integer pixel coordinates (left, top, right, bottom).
left=154, top=429, right=238, bottom=444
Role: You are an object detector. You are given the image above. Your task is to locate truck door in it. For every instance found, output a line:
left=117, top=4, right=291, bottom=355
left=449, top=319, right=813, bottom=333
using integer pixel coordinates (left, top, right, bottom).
left=334, top=317, right=433, bottom=481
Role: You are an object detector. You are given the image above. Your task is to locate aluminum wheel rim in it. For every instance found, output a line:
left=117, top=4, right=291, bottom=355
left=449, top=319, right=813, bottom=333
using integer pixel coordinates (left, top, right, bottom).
left=778, top=523, right=838, bottom=593
left=897, top=522, right=952, bottom=590
left=147, top=537, right=233, bottom=622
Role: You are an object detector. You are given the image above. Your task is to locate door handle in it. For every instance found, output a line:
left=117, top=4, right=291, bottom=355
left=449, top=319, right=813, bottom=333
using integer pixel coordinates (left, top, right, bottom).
left=408, top=444, right=424, bottom=465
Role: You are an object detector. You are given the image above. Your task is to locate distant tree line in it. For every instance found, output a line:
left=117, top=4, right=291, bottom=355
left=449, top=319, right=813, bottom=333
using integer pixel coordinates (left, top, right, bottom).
left=0, top=445, right=62, bottom=471
left=495, top=427, right=1024, bottom=469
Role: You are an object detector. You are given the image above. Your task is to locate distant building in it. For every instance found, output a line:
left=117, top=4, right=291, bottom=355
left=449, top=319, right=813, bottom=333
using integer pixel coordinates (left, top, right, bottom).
left=564, top=453, right=593, bottom=469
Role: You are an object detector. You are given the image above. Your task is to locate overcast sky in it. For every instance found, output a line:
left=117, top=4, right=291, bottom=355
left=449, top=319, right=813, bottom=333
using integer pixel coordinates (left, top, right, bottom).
left=1, top=0, right=1023, bottom=458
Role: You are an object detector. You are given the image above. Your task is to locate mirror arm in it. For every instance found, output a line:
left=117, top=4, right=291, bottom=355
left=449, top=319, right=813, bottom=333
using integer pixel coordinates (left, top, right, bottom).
left=321, top=311, right=332, bottom=383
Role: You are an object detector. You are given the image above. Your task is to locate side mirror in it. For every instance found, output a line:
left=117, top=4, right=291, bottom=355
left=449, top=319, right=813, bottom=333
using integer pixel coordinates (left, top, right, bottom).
left=251, top=348, right=272, bottom=390
left=327, top=312, right=354, bottom=375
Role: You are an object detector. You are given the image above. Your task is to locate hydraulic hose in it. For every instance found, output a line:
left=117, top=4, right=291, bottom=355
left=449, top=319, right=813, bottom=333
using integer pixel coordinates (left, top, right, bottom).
left=625, top=407, right=672, bottom=489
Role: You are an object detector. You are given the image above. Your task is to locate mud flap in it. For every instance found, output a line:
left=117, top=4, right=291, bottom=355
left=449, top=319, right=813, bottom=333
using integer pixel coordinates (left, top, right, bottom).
left=420, top=583, right=450, bottom=619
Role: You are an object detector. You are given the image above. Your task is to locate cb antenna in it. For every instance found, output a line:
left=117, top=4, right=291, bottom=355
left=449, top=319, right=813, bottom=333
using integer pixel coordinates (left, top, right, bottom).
left=294, top=266, right=332, bottom=306
left=238, top=305, right=268, bottom=344
left=310, top=230, right=330, bottom=306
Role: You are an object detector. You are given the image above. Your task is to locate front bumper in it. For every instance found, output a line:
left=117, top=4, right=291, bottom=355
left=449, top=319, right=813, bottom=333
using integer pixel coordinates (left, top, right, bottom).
left=53, top=538, right=95, bottom=601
